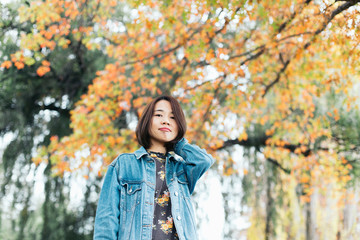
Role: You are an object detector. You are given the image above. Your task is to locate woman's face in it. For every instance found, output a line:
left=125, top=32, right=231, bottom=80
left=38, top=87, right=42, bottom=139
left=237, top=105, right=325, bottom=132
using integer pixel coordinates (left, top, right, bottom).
left=149, top=100, right=179, bottom=148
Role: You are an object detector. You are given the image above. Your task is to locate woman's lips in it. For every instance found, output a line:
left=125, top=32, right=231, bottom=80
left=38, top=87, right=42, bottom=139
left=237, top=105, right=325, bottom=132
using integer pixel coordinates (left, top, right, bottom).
left=159, top=128, right=171, bottom=132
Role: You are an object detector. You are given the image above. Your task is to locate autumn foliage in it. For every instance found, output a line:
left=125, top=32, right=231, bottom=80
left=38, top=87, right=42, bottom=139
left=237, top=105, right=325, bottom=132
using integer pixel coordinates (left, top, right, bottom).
left=3, top=0, right=360, bottom=237
left=9, top=0, right=357, bottom=185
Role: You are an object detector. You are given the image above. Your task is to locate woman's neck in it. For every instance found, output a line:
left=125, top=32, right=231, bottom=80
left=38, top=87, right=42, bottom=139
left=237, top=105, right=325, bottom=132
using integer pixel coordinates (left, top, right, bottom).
left=147, top=145, right=166, bottom=154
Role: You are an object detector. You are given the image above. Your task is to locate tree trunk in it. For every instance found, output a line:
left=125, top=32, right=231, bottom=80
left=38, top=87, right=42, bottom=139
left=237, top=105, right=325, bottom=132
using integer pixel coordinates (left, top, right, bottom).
left=265, top=163, right=275, bottom=240
left=342, top=183, right=359, bottom=240
left=305, top=188, right=319, bottom=240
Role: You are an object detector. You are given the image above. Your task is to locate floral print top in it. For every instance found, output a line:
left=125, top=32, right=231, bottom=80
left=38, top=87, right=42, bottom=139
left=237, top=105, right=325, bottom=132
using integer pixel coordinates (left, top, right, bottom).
left=148, top=151, right=179, bottom=240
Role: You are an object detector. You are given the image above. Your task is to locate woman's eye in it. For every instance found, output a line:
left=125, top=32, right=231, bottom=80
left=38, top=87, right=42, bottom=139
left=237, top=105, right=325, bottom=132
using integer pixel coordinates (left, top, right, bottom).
left=170, top=116, right=175, bottom=119
left=155, top=114, right=162, bottom=117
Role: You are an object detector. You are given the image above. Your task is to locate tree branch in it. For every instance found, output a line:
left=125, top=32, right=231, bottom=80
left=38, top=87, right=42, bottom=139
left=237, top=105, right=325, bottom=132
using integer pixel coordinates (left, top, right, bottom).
left=262, top=0, right=360, bottom=96
left=262, top=57, right=290, bottom=97
left=267, top=158, right=291, bottom=174
left=216, top=135, right=328, bottom=157
left=214, top=135, right=332, bottom=173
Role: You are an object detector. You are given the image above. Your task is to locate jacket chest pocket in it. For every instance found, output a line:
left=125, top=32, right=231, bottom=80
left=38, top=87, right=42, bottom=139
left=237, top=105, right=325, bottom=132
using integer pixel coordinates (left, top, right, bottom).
left=176, top=171, right=191, bottom=199
left=120, top=181, right=142, bottom=212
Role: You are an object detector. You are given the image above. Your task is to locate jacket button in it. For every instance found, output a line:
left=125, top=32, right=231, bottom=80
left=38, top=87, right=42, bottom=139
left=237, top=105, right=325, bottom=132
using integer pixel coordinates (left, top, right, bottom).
left=177, top=216, right=181, bottom=221
left=174, top=191, right=178, bottom=196
left=129, top=188, right=132, bottom=193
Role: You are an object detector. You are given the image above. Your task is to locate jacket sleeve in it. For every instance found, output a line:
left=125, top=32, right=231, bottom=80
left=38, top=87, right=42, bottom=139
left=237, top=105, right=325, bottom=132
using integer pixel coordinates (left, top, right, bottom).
left=174, top=138, right=215, bottom=194
left=93, top=162, right=121, bottom=239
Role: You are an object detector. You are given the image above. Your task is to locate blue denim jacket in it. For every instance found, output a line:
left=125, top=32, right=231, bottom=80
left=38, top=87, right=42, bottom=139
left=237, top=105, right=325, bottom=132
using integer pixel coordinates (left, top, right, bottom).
left=93, top=138, right=215, bottom=240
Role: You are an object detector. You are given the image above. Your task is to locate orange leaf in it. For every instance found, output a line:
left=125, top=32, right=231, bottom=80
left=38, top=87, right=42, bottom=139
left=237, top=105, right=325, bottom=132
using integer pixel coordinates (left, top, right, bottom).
left=1, top=60, right=12, bottom=69
left=108, top=136, right=116, bottom=147
left=50, top=135, right=58, bottom=142
left=14, top=61, right=25, bottom=69
left=37, top=66, right=51, bottom=77
left=346, top=164, right=353, bottom=170
left=42, top=60, right=51, bottom=66
left=300, top=175, right=310, bottom=183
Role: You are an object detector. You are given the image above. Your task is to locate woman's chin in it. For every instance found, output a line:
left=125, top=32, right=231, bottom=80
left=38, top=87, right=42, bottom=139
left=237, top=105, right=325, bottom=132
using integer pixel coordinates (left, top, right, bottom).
left=159, top=136, right=175, bottom=142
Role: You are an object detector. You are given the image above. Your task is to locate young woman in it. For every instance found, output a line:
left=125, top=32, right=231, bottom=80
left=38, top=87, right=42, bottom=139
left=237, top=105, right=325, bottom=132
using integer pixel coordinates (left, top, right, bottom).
left=94, top=95, right=214, bottom=240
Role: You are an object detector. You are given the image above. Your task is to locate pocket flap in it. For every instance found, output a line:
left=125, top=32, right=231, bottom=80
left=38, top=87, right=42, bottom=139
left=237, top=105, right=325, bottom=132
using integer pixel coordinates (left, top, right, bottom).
left=176, top=171, right=188, bottom=185
left=121, top=181, right=142, bottom=195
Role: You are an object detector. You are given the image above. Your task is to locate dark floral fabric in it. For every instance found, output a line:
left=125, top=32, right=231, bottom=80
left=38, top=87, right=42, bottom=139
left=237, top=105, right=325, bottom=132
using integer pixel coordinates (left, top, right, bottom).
left=148, top=151, right=179, bottom=240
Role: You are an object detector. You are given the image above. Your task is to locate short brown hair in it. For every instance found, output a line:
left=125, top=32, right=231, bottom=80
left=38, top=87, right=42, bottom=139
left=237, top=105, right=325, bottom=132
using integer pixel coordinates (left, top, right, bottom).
left=135, top=95, right=187, bottom=151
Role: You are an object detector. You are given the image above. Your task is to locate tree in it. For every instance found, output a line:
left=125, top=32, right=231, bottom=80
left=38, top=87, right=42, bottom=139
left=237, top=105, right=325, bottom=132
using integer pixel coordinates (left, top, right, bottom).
left=0, top=0, right=111, bottom=239
left=2, top=0, right=360, bottom=239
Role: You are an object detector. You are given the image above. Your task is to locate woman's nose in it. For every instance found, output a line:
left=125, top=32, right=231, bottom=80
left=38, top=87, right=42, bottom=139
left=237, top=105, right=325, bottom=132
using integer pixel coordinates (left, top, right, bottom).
left=162, top=118, right=170, bottom=125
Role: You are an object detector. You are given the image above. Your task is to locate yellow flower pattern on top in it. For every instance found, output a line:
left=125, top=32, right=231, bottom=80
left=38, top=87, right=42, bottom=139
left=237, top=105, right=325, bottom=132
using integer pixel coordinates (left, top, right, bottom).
left=155, top=190, right=170, bottom=207
left=158, top=217, right=174, bottom=234
left=158, top=170, right=165, bottom=181
left=148, top=151, right=179, bottom=240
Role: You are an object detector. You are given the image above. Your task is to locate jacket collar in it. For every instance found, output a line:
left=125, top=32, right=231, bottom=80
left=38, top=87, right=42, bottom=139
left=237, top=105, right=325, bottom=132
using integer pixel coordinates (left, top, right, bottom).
left=134, top=147, right=177, bottom=161
left=134, top=147, right=149, bottom=160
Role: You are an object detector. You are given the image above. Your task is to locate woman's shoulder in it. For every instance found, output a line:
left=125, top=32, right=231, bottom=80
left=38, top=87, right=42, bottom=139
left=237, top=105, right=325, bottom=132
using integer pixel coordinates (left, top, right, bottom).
left=109, top=147, right=146, bottom=167
left=109, top=152, right=136, bottom=166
